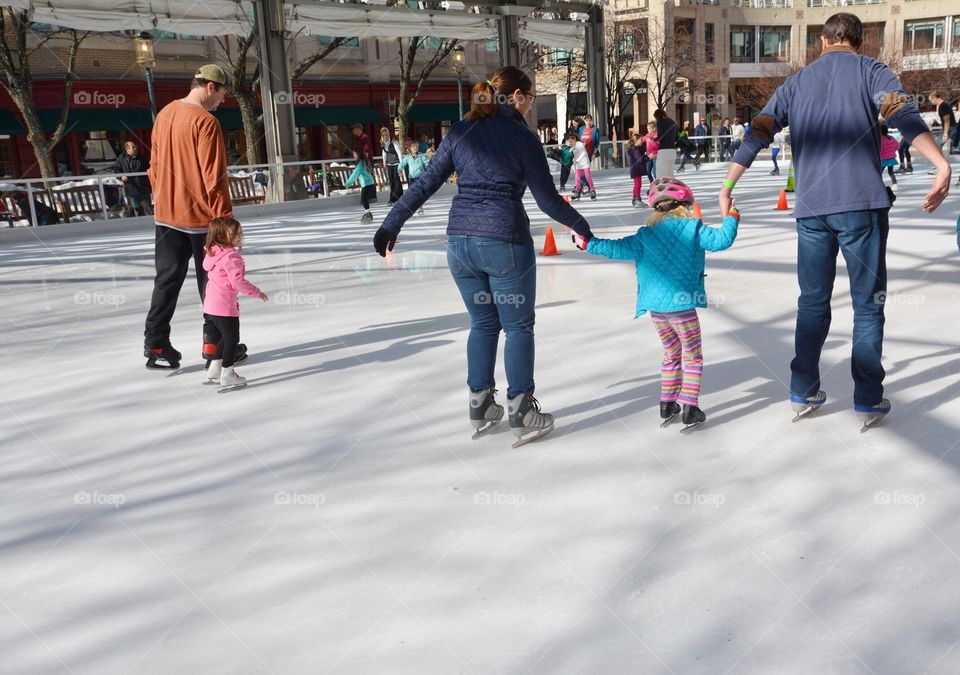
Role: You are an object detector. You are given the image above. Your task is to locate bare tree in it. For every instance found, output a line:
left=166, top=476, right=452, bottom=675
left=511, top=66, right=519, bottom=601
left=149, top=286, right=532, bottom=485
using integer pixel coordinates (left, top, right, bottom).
left=605, top=19, right=647, bottom=139
left=0, top=9, right=88, bottom=178
left=217, top=32, right=346, bottom=164
left=395, top=36, right=459, bottom=143
left=637, top=16, right=701, bottom=111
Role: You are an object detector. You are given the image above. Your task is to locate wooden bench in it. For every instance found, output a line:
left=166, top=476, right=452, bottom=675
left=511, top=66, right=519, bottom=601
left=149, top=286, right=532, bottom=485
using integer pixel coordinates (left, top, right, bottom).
left=228, top=175, right=264, bottom=205
left=51, top=185, right=105, bottom=220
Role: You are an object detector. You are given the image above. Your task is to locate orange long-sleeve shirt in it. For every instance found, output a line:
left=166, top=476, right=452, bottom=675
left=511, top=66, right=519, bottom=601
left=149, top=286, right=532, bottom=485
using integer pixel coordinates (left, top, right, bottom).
left=148, top=100, right=233, bottom=229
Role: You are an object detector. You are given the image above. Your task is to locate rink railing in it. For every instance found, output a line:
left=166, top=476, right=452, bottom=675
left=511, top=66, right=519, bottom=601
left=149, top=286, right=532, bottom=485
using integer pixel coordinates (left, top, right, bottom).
left=1, top=136, right=792, bottom=227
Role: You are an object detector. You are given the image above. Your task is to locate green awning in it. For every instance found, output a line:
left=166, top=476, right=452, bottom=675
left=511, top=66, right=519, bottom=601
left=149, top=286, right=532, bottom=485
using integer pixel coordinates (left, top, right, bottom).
left=212, top=107, right=254, bottom=131
left=293, top=106, right=379, bottom=127
left=0, top=111, right=24, bottom=134
left=407, top=103, right=461, bottom=122
left=38, top=108, right=153, bottom=133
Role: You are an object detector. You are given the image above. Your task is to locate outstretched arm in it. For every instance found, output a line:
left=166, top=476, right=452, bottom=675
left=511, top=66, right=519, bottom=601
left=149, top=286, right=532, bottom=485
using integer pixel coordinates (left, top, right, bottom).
left=586, top=234, right=643, bottom=261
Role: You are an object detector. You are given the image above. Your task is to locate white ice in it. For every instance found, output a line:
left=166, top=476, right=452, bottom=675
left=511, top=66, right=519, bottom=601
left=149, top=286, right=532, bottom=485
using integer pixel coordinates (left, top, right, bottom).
left=2, top=162, right=960, bottom=674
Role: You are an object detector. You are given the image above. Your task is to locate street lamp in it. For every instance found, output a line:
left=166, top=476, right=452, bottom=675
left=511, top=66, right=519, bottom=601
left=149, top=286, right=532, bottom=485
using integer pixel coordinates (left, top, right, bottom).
left=134, top=32, right=158, bottom=123
left=452, top=45, right=466, bottom=121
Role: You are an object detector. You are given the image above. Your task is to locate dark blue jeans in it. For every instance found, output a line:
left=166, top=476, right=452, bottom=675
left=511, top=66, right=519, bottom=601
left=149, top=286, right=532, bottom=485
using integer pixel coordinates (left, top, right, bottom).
left=447, top=236, right=536, bottom=399
left=791, top=209, right=889, bottom=407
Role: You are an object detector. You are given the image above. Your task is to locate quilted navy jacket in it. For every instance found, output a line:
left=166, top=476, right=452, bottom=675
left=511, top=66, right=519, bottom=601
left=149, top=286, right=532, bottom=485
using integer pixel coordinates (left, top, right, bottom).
left=587, top=215, right=739, bottom=317
left=380, top=105, right=592, bottom=245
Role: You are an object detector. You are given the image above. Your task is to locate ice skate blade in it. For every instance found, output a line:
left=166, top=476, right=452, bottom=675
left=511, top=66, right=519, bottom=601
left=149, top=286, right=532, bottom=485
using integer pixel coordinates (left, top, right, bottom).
left=217, top=382, right=248, bottom=394
left=859, top=416, right=885, bottom=433
left=471, top=419, right=501, bottom=440
left=680, top=421, right=705, bottom=433
left=660, top=413, right=679, bottom=428
left=511, top=425, right=555, bottom=448
left=145, top=359, right=179, bottom=370
left=791, top=406, right=820, bottom=422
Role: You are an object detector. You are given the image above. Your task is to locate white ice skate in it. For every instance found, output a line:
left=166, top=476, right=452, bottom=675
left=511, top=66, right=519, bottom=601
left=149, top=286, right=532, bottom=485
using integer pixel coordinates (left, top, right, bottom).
left=791, top=391, right=826, bottom=423
left=218, top=366, right=247, bottom=393
left=507, top=393, right=554, bottom=448
left=204, top=359, right=222, bottom=385
left=856, top=399, right=890, bottom=433
left=469, top=387, right=504, bottom=439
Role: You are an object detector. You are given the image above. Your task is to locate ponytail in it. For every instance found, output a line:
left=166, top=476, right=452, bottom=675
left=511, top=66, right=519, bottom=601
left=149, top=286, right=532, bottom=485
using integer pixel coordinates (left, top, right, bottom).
left=465, top=66, right=533, bottom=122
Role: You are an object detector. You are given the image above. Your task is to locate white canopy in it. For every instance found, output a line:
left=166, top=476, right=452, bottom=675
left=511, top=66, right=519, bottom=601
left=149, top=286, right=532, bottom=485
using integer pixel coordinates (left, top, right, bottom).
left=4, top=0, right=585, bottom=47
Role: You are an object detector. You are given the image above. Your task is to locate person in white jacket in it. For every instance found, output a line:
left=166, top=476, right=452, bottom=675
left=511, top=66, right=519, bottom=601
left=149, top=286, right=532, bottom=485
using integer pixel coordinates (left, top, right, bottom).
left=379, top=127, right=404, bottom=204
left=571, top=138, right=596, bottom=200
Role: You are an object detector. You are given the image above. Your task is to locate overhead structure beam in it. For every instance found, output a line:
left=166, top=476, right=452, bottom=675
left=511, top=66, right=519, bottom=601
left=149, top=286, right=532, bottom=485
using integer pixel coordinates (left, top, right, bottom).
left=584, top=3, right=605, bottom=140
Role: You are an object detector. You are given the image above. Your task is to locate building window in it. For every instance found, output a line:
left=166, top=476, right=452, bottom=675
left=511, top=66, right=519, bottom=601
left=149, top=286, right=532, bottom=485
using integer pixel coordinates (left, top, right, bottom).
left=904, top=19, right=944, bottom=53
left=318, top=36, right=360, bottom=47
left=705, top=23, right=715, bottom=63
left=730, top=26, right=756, bottom=63
left=546, top=48, right=572, bottom=65
left=0, top=139, right=13, bottom=178
left=484, top=38, right=498, bottom=52
left=149, top=29, right=205, bottom=41
left=618, top=33, right=634, bottom=57
left=953, top=16, right=960, bottom=51
left=759, top=27, right=790, bottom=62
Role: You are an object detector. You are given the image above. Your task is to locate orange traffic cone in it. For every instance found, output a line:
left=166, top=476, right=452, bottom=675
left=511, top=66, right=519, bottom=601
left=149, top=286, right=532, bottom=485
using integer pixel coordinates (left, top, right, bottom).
left=692, top=202, right=703, bottom=219
left=775, top=189, right=788, bottom=210
left=541, top=227, right=560, bottom=256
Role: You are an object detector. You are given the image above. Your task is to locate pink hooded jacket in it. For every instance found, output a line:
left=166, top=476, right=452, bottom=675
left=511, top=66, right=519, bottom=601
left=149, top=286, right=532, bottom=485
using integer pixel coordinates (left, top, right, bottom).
left=880, top=135, right=899, bottom=161
left=202, top=245, right=262, bottom=317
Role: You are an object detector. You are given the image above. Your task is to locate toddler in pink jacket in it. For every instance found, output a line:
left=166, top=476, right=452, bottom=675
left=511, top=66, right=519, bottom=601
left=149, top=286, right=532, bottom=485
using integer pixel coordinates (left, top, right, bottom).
left=202, top=217, right=268, bottom=392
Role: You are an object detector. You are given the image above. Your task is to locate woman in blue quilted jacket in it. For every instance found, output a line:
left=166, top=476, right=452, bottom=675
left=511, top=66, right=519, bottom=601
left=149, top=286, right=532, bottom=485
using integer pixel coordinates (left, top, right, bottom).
left=373, top=66, right=595, bottom=447
left=573, top=177, right=740, bottom=430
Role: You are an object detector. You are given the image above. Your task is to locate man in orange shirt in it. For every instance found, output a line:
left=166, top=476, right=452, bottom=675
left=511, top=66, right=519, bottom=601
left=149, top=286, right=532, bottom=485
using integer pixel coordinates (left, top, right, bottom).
left=144, top=64, right=242, bottom=369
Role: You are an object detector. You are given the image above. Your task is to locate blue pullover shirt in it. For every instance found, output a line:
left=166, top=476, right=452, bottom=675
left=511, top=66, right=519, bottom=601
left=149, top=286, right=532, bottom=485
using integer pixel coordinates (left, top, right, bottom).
left=732, top=45, right=929, bottom=219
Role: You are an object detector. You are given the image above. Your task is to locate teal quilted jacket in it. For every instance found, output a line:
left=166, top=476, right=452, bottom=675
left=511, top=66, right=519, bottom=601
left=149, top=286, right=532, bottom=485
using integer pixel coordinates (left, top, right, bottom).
left=587, top=215, right=739, bottom=317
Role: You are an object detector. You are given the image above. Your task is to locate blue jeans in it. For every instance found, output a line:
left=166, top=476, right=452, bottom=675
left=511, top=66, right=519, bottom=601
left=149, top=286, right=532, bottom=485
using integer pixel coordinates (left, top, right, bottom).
left=447, top=236, right=536, bottom=399
left=791, top=209, right=889, bottom=406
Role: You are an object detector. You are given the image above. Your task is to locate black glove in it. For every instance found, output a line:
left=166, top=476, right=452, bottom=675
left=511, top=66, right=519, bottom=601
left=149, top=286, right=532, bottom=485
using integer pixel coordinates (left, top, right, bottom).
left=373, top=227, right=397, bottom=257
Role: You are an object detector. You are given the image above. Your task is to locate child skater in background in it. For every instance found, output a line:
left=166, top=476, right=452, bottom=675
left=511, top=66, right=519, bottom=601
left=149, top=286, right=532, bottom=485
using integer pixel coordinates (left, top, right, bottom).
left=559, top=134, right=575, bottom=192
left=572, top=178, right=740, bottom=430
left=202, top=217, right=268, bottom=393
left=880, top=124, right=900, bottom=192
left=346, top=148, right=377, bottom=224
left=571, top=135, right=596, bottom=200
left=626, top=134, right=647, bottom=207
left=770, top=131, right=784, bottom=175
left=398, top=141, right=431, bottom=215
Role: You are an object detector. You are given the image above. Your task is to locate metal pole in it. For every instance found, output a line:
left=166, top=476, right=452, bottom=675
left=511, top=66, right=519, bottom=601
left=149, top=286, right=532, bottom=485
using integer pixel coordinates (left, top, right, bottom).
left=457, top=72, right=464, bottom=121
left=145, top=68, right=157, bottom=123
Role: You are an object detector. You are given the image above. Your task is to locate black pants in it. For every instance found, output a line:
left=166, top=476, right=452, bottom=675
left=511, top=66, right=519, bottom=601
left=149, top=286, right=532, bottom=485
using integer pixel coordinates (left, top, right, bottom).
left=559, top=164, right=571, bottom=190
left=144, top=226, right=220, bottom=348
left=898, top=138, right=912, bottom=167
left=693, top=146, right=707, bottom=163
left=679, top=147, right=693, bottom=168
left=360, top=184, right=376, bottom=210
left=386, top=164, right=403, bottom=202
left=211, top=315, right=241, bottom=367
left=886, top=166, right=897, bottom=184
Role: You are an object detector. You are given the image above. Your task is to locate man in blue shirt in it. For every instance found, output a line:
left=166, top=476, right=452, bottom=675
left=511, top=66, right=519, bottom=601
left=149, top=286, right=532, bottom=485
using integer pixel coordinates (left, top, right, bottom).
left=719, top=12, right=951, bottom=424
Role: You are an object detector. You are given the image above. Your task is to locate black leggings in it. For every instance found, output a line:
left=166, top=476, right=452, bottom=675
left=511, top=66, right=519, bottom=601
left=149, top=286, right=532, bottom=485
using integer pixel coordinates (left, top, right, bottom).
left=898, top=138, right=911, bottom=166
left=559, top=164, right=571, bottom=189
left=360, top=184, right=376, bottom=210
left=886, top=166, right=897, bottom=183
left=211, top=315, right=241, bottom=368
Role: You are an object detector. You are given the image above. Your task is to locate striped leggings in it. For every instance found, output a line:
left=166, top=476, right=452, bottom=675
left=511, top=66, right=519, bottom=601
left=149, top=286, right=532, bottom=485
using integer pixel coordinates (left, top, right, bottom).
left=650, top=309, right=703, bottom=406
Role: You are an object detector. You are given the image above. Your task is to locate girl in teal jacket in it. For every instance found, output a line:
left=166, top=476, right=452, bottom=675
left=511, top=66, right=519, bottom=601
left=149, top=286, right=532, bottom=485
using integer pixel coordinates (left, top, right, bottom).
left=345, top=148, right=377, bottom=224
left=573, top=177, right=740, bottom=429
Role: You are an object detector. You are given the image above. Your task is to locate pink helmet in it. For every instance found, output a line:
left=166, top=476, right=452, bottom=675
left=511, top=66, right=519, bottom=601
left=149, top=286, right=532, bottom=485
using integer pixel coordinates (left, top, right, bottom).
left=647, top=177, right=695, bottom=210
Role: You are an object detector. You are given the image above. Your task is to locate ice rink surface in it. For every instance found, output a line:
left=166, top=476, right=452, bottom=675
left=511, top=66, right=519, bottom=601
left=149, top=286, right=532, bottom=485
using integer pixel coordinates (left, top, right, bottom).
left=3, top=161, right=960, bottom=674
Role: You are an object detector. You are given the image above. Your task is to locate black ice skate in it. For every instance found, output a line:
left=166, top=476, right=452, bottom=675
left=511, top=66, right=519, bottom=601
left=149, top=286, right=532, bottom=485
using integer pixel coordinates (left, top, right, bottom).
left=660, top=401, right=681, bottom=428
left=589, top=189, right=597, bottom=200
left=507, top=393, right=554, bottom=448
left=469, top=387, right=504, bottom=439
left=145, top=342, right=181, bottom=370
left=203, top=337, right=247, bottom=365
left=680, top=405, right=706, bottom=432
